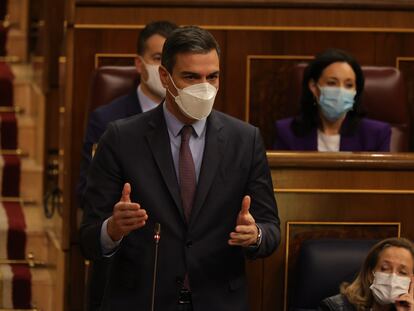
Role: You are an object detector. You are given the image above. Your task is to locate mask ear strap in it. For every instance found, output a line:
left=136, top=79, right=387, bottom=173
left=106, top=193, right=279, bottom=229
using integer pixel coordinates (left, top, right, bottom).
left=162, top=71, right=177, bottom=98
left=137, top=55, right=148, bottom=68
left=167, top=72, right=179, bottom=92
left=166, top=87, right=177, bottom=99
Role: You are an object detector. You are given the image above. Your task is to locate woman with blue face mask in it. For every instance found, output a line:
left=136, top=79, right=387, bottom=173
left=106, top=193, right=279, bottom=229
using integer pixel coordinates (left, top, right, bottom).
left=273, top=49, right=391, bottom=152
left=318, top=237, right=414, bottom=311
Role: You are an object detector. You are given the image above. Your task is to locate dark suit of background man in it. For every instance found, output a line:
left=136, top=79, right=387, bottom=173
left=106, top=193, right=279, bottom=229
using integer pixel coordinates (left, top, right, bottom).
left=77, top=21, right=178, bottom=311
left=80, top=25, right=280, bottom=311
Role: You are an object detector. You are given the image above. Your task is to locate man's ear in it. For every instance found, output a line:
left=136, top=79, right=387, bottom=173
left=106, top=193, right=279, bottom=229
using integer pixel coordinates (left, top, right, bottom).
left=158, top=65, right=169, bottom=88
left=135, top=56, right=143, bottom=75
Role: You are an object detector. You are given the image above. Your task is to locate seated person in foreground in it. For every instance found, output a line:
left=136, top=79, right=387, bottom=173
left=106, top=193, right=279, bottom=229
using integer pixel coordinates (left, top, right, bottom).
left=273, top=49, right=391, bottom=152
left=319, top=237, right=414, bottom=311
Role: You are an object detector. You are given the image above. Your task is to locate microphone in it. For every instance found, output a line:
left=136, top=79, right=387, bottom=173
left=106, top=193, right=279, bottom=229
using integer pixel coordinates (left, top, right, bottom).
left=151, top=223, right=161, bottom=311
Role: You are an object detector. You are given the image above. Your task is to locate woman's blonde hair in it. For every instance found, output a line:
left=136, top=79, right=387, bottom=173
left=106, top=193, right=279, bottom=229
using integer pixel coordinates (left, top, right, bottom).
left=340, top=237, right=414, bottom=311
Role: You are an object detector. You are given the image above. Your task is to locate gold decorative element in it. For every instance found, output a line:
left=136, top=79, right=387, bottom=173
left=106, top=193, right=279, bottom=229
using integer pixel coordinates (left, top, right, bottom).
left=0, top=106, right=24, bottom=113
left=74, top=24, right=414, bottom=33
left=94, top=53, right=136, bottom=69
left=0, top=253, right=48, bottom=268
left=75, top=24, right=146, bottom=30
left=396, top=56, right=414, bottom=69
left=0, top=309, right=39, bottom=311
left=266, top=151, right=414, bottom=169
left=0, top=55, right=21, bottom=63
left=245, top=55, right=313, bottom=122
left=283, top=221, right=401, bottom=311
left=0, top=149, right=27, bottom=156
left=0, top=197, right=37, bottom=206
left=273, top=188, right=414, bottom=195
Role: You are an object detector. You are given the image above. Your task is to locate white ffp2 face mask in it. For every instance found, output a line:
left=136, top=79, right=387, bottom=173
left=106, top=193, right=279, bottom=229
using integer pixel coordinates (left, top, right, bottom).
left=370, top=271, right=411, bottom=304
left=140, top=57, right=166, bottom=98
left=168, top=75, right=218, bottom=121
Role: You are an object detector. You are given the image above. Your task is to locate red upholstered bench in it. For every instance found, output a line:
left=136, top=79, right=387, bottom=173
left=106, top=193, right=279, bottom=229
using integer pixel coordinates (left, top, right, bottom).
left=0, top=61, right=14, bottom=106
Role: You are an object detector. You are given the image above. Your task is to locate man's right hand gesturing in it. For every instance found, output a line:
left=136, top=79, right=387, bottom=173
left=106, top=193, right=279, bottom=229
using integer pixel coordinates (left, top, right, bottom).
left=107, top=182, right=148, bottom=241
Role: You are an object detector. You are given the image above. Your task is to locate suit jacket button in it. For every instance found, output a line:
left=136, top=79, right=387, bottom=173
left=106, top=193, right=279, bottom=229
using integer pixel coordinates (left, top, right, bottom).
left=186, top=240, right=193, bottom=248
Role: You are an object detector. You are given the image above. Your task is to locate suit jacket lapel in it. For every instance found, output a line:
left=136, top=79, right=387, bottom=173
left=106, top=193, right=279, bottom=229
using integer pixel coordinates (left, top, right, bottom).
left=189, top=111, right=226, bottom=228
left=145, top=105, right=185, bottom=222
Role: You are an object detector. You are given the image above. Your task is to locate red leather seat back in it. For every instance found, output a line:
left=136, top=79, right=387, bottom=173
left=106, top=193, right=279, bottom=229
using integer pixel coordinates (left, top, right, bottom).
left=87, top=66, right=139, bottom=117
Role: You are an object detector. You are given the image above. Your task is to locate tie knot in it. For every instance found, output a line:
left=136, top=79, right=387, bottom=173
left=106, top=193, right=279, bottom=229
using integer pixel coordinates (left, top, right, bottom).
left=181, top=125, right=193, bottom=141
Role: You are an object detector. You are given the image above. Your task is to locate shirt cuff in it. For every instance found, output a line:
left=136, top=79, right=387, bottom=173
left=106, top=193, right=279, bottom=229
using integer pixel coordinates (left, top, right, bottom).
left=248, top=224, right=263, bottom=249
left=101, top=218, right=122, bottom=256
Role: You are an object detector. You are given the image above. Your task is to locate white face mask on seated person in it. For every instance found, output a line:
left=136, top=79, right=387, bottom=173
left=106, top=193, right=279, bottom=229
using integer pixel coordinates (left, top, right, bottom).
left=139, top=56, right=166, bottom=99
left=167, top=74, right=218, bottom=121
left=370, top=271, right=411, bottom=304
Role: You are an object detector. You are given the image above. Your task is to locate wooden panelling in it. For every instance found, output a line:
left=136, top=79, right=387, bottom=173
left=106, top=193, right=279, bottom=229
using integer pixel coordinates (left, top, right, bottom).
left=62, top=3, right=414, bottom=311
left=94, top=53, right=135, bottom=68
left=398, top=58, right=414, bottom=154
left=265, top=152, right=414, bottom=311
left=247, top=56, right=313, bottom=147
left=74, top=0, right=414, bottom=10
left=73, top=7, right=414, bottom=29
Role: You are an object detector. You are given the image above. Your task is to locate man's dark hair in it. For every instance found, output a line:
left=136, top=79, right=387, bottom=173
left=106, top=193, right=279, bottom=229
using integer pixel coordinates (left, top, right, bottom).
left=161, top=26, right=221, bottom=73
left=137, top=21, right=178, bottom=55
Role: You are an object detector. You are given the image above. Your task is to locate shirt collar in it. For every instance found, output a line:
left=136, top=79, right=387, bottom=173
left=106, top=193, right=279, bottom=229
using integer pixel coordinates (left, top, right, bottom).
left=162, top=102, right=207, bottom=138
left=137, top=84, right=159, bottom=112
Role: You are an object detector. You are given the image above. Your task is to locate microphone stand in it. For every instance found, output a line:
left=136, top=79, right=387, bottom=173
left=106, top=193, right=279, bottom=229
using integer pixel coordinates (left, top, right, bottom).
left=151, top=223, right=161, bottom=311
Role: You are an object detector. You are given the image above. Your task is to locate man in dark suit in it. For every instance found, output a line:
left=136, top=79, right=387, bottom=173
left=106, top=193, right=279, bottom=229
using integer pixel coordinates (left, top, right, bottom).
left=78, top=20, right=177, bottom=200
left=80, top=26, right=280, bottom=311
left=78, top=21, right=177, bottom=311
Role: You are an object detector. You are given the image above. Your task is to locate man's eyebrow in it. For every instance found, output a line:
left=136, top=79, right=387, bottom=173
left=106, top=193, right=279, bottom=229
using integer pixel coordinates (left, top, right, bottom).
left=180, top=71, right=201, bottom=76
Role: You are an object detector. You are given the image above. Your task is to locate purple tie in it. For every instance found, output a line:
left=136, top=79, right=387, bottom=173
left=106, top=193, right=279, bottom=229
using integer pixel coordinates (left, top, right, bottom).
left=179, top=125, right=196, bottom=222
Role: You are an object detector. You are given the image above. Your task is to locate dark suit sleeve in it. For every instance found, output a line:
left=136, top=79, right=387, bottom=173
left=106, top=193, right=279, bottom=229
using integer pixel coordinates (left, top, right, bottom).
left=245, top=127, right=281, bottom=259
left=77, top=110, right=107, bottom=205
left=79, top=122, right=124, bottom=260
